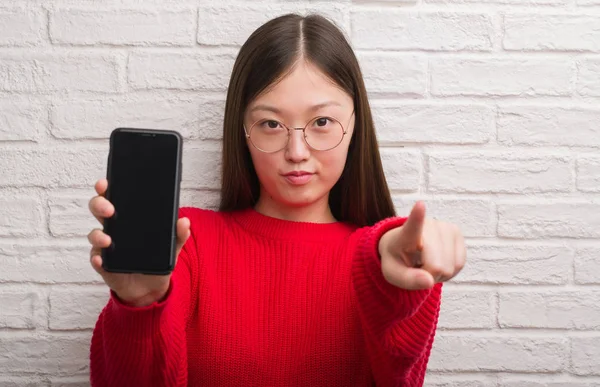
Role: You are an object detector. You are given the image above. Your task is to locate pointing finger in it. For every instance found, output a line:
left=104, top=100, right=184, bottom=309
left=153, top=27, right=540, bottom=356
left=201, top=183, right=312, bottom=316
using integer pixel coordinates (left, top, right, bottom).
left=399, top=201, right=426, bottom=251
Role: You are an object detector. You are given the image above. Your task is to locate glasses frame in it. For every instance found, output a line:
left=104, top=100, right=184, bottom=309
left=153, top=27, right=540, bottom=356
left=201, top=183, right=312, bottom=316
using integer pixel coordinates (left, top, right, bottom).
left=244, top=110, right=356, bottom=153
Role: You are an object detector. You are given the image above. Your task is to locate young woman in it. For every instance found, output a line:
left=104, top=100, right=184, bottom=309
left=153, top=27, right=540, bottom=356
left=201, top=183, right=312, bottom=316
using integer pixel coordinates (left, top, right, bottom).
left=87, top=14, right=466, bottom=387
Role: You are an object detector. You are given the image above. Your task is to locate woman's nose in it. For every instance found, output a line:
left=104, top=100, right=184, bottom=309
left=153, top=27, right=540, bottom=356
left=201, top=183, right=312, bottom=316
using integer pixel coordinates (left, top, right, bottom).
left=285, top=128, right=310, bottom=162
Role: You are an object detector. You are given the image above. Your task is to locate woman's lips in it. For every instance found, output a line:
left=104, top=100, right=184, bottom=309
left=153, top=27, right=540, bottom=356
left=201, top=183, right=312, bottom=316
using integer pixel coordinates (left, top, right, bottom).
left=283, top=171, right=314, bottom=185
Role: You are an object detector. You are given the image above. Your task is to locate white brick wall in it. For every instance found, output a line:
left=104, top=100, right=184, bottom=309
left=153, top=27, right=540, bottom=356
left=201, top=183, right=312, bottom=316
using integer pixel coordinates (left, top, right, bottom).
left=0, top=0, right=598, bottom=385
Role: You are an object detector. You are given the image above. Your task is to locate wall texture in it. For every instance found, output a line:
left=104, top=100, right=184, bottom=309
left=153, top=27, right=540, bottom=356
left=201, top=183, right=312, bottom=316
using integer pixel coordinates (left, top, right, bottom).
left=1, top=0, right=599, bottom=385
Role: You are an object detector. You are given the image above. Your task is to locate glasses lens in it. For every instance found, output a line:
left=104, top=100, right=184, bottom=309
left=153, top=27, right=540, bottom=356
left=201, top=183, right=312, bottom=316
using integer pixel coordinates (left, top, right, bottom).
left=249, top=120, right=288, bottom=152
left=304, top=117, right=344, bottom=151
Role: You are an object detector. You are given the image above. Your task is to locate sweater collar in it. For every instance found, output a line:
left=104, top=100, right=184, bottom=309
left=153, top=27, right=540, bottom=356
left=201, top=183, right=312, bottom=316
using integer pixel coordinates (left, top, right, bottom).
left=228, top=207, right=357, bottom=242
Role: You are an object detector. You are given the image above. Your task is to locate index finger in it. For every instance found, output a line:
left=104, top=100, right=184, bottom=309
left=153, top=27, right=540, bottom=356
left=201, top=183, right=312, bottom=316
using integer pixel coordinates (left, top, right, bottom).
left=399, top=201, right=426, bottom=252
left=95, top=179, right=108, bottom=197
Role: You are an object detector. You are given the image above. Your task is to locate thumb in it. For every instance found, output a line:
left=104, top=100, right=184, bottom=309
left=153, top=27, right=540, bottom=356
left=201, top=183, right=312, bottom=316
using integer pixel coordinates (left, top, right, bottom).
left=174, top=217, right=191, bottom=265
left=399, top=201, right=426, bottom=252
left=176, top=217, right=191, bottom=249
left=383, top=260, right=435, bottom=290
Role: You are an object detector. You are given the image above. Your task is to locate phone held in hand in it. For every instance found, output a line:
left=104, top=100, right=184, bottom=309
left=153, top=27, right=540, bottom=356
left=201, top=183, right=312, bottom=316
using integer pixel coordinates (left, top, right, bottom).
left=102, top=128, right=183, bottom=275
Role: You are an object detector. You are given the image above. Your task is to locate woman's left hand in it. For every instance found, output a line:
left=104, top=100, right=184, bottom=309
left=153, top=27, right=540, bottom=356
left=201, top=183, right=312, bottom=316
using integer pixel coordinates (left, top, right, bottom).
left=378, top=201, right=466, bottom=290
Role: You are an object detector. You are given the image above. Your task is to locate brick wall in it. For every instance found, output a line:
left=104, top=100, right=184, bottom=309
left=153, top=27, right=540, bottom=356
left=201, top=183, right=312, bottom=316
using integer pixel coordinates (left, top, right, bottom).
left=1, top=0, right=599, bottom=385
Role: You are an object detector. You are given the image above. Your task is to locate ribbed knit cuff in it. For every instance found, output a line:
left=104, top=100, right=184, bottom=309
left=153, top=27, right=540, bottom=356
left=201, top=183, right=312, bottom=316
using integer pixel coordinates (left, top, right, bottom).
left=106, top=278, right=175, bottom=338
left=353, top=217, right=433, bottom=333
left=386, top=283, right=442, bottom=359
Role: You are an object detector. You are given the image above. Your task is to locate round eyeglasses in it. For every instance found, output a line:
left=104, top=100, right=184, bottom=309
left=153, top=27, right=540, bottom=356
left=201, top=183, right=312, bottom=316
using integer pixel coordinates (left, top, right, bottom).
left=244, top=111, right=355, bottom=153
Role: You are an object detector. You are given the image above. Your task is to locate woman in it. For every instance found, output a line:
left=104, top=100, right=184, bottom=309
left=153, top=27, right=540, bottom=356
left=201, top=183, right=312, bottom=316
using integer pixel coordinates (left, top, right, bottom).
left=87, top=13, right=466, bottom=387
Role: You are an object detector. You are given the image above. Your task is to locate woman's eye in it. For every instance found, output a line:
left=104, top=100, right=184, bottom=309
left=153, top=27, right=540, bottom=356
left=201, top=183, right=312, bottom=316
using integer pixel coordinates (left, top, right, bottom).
left=265, top=120, right=280, bottom=129
left=316, top=118, right=329, bottom=126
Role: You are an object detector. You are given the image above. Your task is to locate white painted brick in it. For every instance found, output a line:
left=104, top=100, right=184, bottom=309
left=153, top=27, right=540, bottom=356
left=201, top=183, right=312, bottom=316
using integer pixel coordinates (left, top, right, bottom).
left=426, top=0, right=567, bottom=5
left=504, top=15, right=600, bottom=52
left=352, top=10, right=493, bottom=51
left=392, top=197, right=495, bottom=238
left=0, top=377, right=44, bottom=387
left=128, top=51, right=236, bottom=91
left=50, top=8, right=196, bottom=46
left=498, top=105, right=600, bottom=148
left=0, top=98, right=47, bottom=141
left=437, top=289, right=495, bottom=329
left=0, top=148, right=106, bottom=188
left=578, top=0, right=600, bottom=5
left=455, top=244, right=570, bottom=285
left=182, top=147, right=222, bottom=189
left=0, top=8, right=45, bottom=46
left=498, top=202, right=600, bottom=238
left=198, top=4, right=349, bottom=46
left=575, top=247, right=600, bottom=285
left=49, top=377, right=89, bottom=387
left=357, top=53, right=427, bottom=97
left=499, top=291, right=600, bottom=329
left=180, top=189, right=221, bottom=210
left=498, top=377, right=600, bottom=387
left=51, top=95, right=225, bottom=140
left=360, top=0, right=415, bottom=4
left=49, top=286, right=108, bottom=330
left=49, top=194, right=97, bottom=237
left=0, top=54, right=123, bottom=93
left=196, top=97, right=226, bottom=140
left=380, top=149, right=421, bottom=192
left=0, top=290, right=39, bottom=329
left=578, top=58, right=600, bottom=97
left=578, top=156, right=600, bottom=192
left=372, top=103, right=493, bottom=144
left=429, top=335, right=567, bottom=372
left=0, top=243, right=100, bottom=284
left=274, top=0, right=352, bottom=2
left=428, top=152, right=572, bottom=194
left=571, top=336, right=600, bottom=375
left=0, top=333, right=90, bottom=375
left=424, top=375, right=496, bottom=387
left=431, top=58, right=573, bottom=96
left=0, top=195, right=44, bottom=237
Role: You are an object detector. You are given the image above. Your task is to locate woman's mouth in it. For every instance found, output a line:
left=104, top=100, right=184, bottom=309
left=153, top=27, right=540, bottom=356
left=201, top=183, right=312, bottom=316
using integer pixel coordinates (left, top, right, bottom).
left=282, top=171, right=314, bottom=185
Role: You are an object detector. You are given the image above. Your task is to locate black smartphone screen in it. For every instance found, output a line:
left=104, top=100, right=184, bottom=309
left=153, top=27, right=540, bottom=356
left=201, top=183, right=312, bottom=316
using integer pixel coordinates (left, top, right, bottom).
left=102, top=129, right=182, bottom=274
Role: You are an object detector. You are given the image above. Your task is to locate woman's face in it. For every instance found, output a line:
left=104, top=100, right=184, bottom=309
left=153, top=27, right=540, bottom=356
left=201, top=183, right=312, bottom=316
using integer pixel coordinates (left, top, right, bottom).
left=244, top=60, right=355, bottom=215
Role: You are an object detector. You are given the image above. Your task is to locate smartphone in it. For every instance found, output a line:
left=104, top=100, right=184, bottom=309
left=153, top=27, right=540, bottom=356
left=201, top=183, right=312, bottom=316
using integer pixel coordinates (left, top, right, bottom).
left=102, top=128, right=183, bottom=275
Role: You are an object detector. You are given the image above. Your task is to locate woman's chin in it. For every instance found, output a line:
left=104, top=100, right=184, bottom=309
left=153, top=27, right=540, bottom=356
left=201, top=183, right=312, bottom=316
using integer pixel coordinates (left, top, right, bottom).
left=277, top=191, right=325, bottom=209
left=281, top=197, right=316, bottom=209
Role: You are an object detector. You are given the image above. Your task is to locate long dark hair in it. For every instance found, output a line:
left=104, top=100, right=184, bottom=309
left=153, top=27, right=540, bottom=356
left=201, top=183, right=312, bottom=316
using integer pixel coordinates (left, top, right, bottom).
left=218, top=14, right=395, bottom=227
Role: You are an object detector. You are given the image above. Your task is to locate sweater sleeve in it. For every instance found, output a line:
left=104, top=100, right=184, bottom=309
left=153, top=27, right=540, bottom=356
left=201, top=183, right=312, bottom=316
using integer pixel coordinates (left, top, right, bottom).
left=352, top=217, right=443, bottom=387
left=89, top=208, right=199, bottom=387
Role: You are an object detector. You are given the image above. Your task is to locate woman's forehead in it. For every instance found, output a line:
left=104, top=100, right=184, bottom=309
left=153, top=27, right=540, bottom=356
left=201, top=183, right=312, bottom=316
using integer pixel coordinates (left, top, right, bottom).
left=247, top=62, right=353, bottom=115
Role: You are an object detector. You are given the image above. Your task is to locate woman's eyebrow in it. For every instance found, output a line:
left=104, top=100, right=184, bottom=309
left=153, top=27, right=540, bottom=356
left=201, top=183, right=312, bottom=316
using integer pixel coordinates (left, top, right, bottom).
left=249, top=101, right=342, bottom=114
left=310, top=101, right=342, bottom=111
left=249, top=104, right=281, bottom=114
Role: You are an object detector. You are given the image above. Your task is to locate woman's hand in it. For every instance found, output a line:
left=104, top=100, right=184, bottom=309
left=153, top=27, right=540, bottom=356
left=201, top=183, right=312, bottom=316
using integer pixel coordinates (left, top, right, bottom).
left=378, top=201, right=466, bottom=290
left=87, top=178, right=191, bottom=307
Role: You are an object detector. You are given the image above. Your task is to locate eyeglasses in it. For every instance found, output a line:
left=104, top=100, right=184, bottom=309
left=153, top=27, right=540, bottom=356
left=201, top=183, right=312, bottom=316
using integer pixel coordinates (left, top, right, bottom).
left=244, top=111, right=355, bottom=153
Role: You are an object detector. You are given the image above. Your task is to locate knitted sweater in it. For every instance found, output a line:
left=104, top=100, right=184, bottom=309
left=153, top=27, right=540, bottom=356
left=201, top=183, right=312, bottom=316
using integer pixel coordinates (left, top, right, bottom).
left=90, top=207, right=442, bottom=387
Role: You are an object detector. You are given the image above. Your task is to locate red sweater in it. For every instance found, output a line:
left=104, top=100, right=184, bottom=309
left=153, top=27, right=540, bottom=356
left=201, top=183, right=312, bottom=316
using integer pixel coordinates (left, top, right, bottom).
left=90, top=207, right=442, bottom=387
